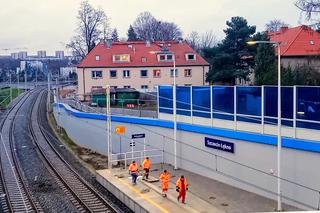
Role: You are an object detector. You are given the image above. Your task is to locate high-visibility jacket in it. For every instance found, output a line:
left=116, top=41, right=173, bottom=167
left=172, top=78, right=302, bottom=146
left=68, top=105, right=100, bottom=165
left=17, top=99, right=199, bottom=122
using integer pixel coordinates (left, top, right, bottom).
left=129, top=163, right=139, bottom=174
left=160, top=172, right=171, bottom=183
left=176, top=177, right=188, bottom=191
left=160, top=172, right=171, bottom=190
left=142, top=159, right=151, bottom=170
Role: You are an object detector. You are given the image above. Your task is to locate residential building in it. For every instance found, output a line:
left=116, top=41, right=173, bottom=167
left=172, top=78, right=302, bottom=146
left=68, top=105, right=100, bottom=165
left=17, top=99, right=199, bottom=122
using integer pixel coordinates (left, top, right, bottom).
left=11, top=51, right=27, bottom=59
left=55, top=51, right=65, bottom=59
left=77, top=40, right=209, bottom=100
left=269, top=26, right=320, bottom=69
left=60, top=66, right=76, bottom=77
left=37, top=50, right=46, bottom=58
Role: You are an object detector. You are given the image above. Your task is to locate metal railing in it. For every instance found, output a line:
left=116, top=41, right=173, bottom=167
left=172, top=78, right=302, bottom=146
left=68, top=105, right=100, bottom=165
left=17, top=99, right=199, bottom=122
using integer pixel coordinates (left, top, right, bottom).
left=110, top=149, right=163, bottom=170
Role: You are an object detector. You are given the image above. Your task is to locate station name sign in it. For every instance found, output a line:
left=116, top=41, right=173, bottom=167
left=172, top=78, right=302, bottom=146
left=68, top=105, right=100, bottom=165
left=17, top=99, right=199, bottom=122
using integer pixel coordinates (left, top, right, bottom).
left=131, top=133, right=145, bottom=139
left=205, top=137, right=234, bottom=153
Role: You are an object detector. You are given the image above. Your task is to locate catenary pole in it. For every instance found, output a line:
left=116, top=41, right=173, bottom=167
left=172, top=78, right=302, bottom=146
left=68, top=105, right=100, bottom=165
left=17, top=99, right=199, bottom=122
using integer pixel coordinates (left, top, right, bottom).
left=173, top=57, right=178, bottom=170
left=106, top=85, right=112, bottom=169
left=277, top=43, right=282, bottom=211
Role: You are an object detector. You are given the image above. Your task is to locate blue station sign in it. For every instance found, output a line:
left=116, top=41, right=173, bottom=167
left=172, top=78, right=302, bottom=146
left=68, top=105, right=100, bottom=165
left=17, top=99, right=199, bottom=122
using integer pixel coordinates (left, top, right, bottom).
left=205, top=137, right=234, bottom=153
left=131, top=133, right=146, bottom=139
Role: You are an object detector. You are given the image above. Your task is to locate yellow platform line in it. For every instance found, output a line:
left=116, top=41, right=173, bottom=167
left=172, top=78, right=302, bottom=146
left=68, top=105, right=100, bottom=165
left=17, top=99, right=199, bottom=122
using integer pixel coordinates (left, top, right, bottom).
left=109, top=170, right=170, bottom=213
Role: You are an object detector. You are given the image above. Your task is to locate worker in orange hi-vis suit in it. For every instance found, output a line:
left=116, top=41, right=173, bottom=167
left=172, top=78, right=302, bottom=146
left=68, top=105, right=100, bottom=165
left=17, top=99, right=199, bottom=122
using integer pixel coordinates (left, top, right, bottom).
left=128, top=161, right=139, bottom=185
left=176, top=175, right=188, bottom=204
left=142, top=157, right=151, bottom=180
left=159, top=170, right=171, bottom=197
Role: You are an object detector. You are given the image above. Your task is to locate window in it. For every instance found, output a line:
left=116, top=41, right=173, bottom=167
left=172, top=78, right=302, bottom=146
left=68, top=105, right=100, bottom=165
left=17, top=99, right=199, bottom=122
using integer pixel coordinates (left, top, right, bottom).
left=140, top=70, right=148, bottom=78
left=186, top=53, right=196, bottom=61
left=123, top=70, right=130, bottom=78
left=113, top=54, right=130, bottom=62
left=184, top=69, right=192, bottom=77
left=91, top=70, right=102, bottom=79
left=153, top=69, right=161, bottom=78
left=141, top=85, right=148, bottom=90
left=166, top=54, right=173, bottom=61
left=95, top=55, right=100, bottom=61
left=184, top=84, right=192, bottom=86
left=111, top=86, right=117, bottom=89
left=310, top=40, right=315, bottom=45
left=158, top=54, right=174, bottom=62
left=141, top=57, right=147, bottom=62
left=170, top=69, right=178, bottom=77
left=124, top=85, right=131, bottom=88
left=110, top=70, right=117, bottom=78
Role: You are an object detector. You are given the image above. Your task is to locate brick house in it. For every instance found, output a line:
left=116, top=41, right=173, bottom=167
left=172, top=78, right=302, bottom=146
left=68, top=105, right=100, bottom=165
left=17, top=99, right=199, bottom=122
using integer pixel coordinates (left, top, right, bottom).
left=77, top=40, right=209, bottom=100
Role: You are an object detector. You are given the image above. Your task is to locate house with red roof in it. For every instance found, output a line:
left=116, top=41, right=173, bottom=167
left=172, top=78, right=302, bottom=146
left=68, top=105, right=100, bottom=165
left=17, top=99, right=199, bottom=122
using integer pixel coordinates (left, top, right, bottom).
left=77, top=40, right=209, bottom=100
left=269, top=26, right=320, bottom=69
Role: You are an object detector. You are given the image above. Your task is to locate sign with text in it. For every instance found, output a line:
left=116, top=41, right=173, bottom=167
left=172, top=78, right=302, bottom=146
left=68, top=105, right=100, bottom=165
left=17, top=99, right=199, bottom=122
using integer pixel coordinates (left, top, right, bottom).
left=131, top=133, right=145, bottom=139
left=205, top=137, right=234, bottom=153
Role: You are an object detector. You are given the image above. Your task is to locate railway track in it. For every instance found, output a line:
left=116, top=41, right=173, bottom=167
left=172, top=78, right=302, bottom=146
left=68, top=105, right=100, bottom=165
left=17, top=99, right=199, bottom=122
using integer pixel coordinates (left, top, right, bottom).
left=0, top=90, right=41, bottom=212
left=29, top=90, right=117, bottom=212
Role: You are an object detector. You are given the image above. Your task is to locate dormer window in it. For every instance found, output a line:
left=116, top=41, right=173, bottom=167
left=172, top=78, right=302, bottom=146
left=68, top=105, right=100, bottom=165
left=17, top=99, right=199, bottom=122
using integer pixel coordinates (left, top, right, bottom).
left=186, top=53, right=196, bottom=61
left=113, top=54, right=130, bottom=62
left=158, top=54, right=174, bottom=62
left=141, top=57, right=147, bottom=62
left=95, top=55, right=100, bottom=61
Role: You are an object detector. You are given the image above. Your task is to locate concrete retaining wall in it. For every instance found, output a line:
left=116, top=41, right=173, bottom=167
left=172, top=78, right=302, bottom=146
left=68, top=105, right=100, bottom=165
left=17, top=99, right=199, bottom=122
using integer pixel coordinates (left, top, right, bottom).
left=53, top=104, right=320, bottom=210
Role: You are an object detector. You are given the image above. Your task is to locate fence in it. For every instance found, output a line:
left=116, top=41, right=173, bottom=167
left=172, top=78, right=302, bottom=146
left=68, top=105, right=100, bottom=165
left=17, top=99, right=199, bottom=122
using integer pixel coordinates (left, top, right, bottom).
left=61, top=98, right=158, bottom=118
left=110, top=149, right=163, bottom=170
left=158, top=85, right=320, bottom=132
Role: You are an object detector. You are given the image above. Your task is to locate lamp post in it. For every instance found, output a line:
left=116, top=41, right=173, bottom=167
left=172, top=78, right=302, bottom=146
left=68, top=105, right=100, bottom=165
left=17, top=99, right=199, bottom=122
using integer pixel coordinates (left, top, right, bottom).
left=247, top=40, right=282, bottom=211
left=106, top=85, right=112, bottom=169
left=150, top=50, right=178, bottom=170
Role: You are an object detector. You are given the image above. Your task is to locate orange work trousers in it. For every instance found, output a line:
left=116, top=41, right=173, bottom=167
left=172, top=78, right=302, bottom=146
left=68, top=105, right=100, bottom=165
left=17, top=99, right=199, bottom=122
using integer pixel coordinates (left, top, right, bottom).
left=162, top=182, right=169, bottom=192
left=178, top=189, right=186, bottom=203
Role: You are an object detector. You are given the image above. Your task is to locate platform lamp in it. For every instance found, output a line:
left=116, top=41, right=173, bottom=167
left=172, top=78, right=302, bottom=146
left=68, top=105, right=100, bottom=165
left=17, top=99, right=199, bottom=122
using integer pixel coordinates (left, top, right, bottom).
left=150, top=50, right=178, bottom=170
left=247, top=40, right=282, bottom=211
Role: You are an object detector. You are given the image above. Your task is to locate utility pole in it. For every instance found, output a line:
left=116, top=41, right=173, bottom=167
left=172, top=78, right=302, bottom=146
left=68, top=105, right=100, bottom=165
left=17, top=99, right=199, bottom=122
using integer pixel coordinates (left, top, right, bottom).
left=35, top=68, right=38, bottom=88
left=25, top=69, right=27, bottom=91
left=9, top=73, right=12, bottom=103
left=17, top=70, right=20, bottom=96
left=56, top=78, right=61, bottom=132
left=106, top=85, right=112, bottom=169
left=47, top=70, right=50, bottom=111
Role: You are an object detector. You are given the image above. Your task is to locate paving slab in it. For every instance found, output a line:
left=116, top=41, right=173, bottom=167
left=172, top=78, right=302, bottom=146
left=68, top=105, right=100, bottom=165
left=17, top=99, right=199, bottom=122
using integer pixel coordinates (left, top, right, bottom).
left=148, top=164, right=300, bottom=213
left=97, top=164, right=300, bottom=213
left=97, top=168, right=221, bottom=213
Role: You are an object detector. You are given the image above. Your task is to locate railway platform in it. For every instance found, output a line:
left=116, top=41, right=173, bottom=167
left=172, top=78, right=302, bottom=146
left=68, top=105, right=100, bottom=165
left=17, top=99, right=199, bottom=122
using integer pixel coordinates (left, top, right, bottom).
left=96, top=164, right=298, bottom=213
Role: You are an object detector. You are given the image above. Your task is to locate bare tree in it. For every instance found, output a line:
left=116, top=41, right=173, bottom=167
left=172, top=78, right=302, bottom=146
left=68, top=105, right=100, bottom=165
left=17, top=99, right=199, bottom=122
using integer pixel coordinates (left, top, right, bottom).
left=295, top=0, right=320, bottom=21
left=186, top=30, right=217, bottom=52
left=132, top=11, right=182, bottom=41
left=200, top=31, right=218, bottom=49
left=186, top=31, right=200, bottom=50
left=66, top=1, right=110, bottom=59
left=265, top=19, right=289, bottom=32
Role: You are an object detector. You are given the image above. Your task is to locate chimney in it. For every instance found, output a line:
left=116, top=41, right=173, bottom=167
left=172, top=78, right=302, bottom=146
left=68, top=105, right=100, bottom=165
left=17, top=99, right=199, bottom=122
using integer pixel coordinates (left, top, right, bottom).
left=280, top=26, right=288, bottom=32
left=100, top=39, right=105, bottom=46
left=106, top=39, right=112, bottom=48
left=146, top=40, right=151, bottom=47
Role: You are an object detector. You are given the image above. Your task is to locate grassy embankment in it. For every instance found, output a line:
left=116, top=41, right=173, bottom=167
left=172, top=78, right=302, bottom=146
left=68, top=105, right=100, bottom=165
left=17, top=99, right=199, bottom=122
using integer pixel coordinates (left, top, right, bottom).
left=0, top=88, right=24, bottom=108
left=48, top=110, right=108, bottom=170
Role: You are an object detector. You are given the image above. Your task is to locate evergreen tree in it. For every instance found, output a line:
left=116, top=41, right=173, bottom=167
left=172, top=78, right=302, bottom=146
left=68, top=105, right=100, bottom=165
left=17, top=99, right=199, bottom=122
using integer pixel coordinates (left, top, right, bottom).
left=127, top=25, right=139, bottom=41
left=254, top=32, right=277, bottom=85
left=111, top=28, right=119, bottom=42
left=205, top=17, right=256, bottom=84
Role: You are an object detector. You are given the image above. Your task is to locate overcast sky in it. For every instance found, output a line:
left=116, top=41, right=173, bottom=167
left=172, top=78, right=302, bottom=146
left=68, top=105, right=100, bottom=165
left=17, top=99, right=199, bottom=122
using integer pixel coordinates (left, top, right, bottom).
left=0, top=0, right=302, bottom=56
